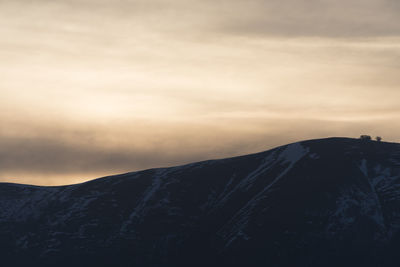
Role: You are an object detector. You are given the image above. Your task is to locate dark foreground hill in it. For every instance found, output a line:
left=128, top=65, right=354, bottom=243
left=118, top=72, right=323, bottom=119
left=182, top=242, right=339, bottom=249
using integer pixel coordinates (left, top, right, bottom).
left=2, top=137, right=400, bottom=267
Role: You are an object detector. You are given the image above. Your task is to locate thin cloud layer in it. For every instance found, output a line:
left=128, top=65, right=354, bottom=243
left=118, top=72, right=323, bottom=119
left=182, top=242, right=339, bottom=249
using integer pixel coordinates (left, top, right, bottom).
left=1, top=0, right=399, bottom=184
left=1, top=116, right=399, bottom=185
left=216, top=0, right=400, bottom=37
left=2, top=0, right=400, bottom=39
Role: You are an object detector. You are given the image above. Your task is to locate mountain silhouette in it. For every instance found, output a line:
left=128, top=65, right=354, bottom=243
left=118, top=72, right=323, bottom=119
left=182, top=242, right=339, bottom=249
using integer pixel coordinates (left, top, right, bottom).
left=1, top=137, right=400, bottom=267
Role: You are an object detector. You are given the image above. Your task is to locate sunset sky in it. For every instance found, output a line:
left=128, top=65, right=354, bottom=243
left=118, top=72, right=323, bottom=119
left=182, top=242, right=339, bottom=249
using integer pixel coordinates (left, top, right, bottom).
left=1, top=0, right=400, bottom=185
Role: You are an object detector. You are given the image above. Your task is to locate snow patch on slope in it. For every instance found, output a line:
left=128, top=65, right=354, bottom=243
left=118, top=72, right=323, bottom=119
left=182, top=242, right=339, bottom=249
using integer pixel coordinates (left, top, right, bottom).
left=359, top=159, right=368, bottom=177
left=217, top=143, right=310, bottom=207
left=120, top=168, right=170, bottom=233
left=279, top=142, right=310, bottom=165
left=219, top=142, right=310, bottom=247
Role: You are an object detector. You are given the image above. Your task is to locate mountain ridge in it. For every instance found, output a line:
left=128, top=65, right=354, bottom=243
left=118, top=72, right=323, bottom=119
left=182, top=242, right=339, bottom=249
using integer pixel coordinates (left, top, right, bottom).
left=1, top=137, right=400, bottom=267
left=1, top=137, right=376, bottom=188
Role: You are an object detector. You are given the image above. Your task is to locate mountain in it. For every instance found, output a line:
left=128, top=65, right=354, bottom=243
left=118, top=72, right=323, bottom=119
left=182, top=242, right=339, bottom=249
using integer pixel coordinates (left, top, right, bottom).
left=1, top=137, right=400, bottom=267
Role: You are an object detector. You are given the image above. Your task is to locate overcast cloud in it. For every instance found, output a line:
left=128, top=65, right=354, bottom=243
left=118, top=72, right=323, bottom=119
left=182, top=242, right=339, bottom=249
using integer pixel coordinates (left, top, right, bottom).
left=1, top=0, right=399, bottom=185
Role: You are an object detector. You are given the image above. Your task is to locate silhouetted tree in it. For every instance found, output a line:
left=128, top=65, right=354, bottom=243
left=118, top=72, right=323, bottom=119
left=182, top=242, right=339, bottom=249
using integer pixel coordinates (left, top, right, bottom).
left=376, top=136, right=382, bottom=142
left=360, top=135, right=372, bottom=141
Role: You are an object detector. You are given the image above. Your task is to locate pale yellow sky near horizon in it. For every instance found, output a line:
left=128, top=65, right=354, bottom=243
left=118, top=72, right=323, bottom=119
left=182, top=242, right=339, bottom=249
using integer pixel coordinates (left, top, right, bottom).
left=1, top=0, right=400, bottom=185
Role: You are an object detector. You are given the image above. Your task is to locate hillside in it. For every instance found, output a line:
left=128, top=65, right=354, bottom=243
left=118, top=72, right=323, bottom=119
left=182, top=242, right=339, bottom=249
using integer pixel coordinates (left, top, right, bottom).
left=1, top=137, right=400, bottom=266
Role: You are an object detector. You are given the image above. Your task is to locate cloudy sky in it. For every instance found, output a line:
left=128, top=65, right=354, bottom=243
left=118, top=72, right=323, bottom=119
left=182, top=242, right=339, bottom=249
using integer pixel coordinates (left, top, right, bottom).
left=1, top=0, right=399, bottom=185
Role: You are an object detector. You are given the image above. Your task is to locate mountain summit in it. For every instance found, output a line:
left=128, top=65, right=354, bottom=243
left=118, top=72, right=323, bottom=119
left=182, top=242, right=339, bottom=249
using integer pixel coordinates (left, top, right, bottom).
left=1, top=137, right=400, bottom=267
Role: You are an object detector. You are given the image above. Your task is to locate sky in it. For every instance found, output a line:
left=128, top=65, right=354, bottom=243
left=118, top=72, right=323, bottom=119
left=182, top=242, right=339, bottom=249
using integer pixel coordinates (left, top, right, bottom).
left=1, top=0, right=400, bottom=185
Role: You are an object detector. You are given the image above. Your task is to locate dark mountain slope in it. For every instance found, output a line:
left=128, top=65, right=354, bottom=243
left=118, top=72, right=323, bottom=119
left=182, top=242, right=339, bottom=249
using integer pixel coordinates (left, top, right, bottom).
left=1, top=137, right=400, bottom=266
